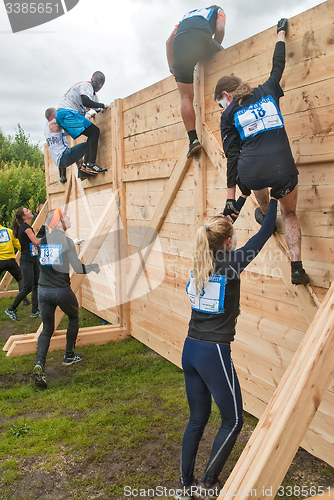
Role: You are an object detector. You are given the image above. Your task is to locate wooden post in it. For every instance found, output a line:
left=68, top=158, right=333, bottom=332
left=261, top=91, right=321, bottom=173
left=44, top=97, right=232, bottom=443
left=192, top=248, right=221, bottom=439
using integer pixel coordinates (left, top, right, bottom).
left=111, top=98, right=130, bottom=330
left=219, top=280, right=334, bottom=500
left=194, top=62, right=207, bottom=231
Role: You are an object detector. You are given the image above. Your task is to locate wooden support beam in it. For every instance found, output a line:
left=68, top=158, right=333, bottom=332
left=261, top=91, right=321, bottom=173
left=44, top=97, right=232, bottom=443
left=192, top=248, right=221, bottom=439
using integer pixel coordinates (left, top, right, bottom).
left=111, top=98, right=129, bottom=329
left=219, top=280, right=334, bottom=500
left=194, top=62, right=207, bottom=231
left=3, top=191, right=119, bottom=356
left=126, top=141, right=192, bottom=299
left=4, top=325, right=127, bottom=357
left=0, top=201, right=47, bottom=291
left=0, top=290, right=19, bottom=299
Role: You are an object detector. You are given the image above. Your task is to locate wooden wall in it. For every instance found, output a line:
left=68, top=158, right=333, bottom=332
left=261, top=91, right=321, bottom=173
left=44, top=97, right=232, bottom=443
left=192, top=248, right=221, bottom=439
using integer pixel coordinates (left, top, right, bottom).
left=45, top=0, right=334, bottom=467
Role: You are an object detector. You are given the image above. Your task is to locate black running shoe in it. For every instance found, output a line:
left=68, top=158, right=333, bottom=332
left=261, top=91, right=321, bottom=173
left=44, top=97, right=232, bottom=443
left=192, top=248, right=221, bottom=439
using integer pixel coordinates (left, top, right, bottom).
left=187, top=139, right=202, bottom=158
left=5, top=308, right=20, bottom=321
left=33, top=362, right=47, bottom=388
left=291, top=268, right=310, bottom=286
left=63, top=353, right=83, bottom=366
left=255, top=207, right=277, bottom=233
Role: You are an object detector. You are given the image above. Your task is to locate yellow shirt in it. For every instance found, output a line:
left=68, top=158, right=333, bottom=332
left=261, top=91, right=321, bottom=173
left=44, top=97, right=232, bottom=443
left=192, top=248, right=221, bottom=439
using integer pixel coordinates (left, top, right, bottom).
left=0, top=225, right=21, bottom=260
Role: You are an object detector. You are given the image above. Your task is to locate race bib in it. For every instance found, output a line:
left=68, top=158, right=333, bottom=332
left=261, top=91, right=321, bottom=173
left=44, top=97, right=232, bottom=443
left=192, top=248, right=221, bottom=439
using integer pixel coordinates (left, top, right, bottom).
left=0, top=229, right=10, bottom=243
left=181, top=7, right=213, bottom=22
left=29, top=242, right=38, bottom=257
left=39, top=244, right=63, bottom=266
left=186, top=274, right=226, bottom=314
left=234, top=95, right=283, bottom=141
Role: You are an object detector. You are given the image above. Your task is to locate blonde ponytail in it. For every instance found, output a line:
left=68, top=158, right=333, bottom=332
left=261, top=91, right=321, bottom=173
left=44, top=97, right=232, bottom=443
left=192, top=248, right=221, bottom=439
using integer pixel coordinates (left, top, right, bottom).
left=190, top=216, right=233, bottom=296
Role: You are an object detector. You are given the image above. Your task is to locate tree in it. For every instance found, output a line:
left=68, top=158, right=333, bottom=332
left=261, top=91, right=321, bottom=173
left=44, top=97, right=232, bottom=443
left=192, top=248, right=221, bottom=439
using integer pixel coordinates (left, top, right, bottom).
left=0, top=125, right=44, bottom=169
left=0, top=126, right=46, bottom=227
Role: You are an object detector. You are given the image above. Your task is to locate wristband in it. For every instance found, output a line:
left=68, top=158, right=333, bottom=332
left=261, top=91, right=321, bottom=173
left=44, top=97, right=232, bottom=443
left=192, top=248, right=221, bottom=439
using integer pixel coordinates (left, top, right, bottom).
left=169, top=68, right=174, bottom=73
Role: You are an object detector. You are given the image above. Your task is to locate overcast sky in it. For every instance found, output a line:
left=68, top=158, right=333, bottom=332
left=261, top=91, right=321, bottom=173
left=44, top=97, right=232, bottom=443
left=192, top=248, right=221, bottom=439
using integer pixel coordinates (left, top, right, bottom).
left=0, top=0, right=323, bottom=147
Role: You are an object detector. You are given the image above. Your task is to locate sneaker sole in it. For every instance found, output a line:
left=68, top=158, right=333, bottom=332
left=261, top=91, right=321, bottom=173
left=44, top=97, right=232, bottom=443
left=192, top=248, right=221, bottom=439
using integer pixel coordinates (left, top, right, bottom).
left=62, top=358, right=83, bottom=366
left=187, top=144, right=202, bottom=158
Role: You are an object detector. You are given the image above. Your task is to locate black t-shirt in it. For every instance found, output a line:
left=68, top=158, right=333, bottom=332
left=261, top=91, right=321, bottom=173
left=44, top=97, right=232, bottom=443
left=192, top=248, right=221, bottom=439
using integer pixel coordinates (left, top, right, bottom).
left=176, top=6, right=220, bottom=37
left=187, top=199, right=277, bottom=344
left=18, top=222, right=38, bottom=262
left=38, top=229, right=86, bottom=288
left=221, top=41, right=299, bottom=184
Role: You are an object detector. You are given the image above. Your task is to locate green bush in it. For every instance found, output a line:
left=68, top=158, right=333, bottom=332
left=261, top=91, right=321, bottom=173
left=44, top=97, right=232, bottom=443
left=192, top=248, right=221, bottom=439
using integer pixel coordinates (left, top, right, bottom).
left=0, top=125, right=45, bottom=227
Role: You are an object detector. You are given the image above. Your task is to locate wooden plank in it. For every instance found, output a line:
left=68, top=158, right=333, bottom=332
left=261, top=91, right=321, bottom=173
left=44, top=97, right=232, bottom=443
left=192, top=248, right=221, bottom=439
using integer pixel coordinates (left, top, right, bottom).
left=219, top=279, right=334, bottom=500
left=126, top=142, right=192, bottom=298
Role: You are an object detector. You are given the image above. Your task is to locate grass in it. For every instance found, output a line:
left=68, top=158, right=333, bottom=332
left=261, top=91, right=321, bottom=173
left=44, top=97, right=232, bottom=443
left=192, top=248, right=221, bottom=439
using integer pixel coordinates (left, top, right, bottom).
left=0, top=291, right=333, bottom=499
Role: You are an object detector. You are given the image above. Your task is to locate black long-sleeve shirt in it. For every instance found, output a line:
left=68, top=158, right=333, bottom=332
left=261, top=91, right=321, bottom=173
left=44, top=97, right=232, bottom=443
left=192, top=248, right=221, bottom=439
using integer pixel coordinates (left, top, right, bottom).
left=187, top=199, right=277, bottom=344
left=221, top=41, right=298, bottom=186
left=38, top=230, right=88, bottom=288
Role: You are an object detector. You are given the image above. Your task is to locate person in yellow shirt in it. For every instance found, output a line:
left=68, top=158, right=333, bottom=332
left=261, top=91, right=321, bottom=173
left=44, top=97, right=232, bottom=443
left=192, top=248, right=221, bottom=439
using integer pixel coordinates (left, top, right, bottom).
left=0, top=223, right=30, bottom=305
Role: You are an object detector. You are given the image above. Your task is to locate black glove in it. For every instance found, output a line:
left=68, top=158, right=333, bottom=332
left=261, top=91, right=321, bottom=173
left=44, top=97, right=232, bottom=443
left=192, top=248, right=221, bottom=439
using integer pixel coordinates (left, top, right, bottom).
left=223, top=199, right=239, bottom=219
left=277, top=18, right=288, bottom=34
left=86, top=263, right=100, bottom=274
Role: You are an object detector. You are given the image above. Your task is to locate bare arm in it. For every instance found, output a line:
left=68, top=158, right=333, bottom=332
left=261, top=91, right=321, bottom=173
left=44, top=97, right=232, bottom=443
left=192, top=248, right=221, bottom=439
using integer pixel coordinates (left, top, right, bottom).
left=166, top=26, right=177, bottom=73
left=24, top=227, right=41, bottom=247
left=214, top=9, right=226, bottom=45
left=48, top=119, right=62, bottom=133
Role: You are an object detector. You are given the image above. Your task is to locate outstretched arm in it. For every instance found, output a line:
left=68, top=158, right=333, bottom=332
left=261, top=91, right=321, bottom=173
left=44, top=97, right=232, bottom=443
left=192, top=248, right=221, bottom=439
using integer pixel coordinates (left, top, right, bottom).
left=214, top=8, right=226, bottom=44
left=271, top=18, right=287, bottom=81
left=166, top=26, right=177, bottom=74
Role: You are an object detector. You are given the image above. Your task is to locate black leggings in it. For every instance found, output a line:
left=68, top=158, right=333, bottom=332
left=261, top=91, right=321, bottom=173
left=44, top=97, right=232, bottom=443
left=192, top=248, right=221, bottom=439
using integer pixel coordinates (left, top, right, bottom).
left=9, top=259, right=39, bottom=313
left=36, top=286, right=79, bottom=366
left=81, top=123, right=100, bottom=164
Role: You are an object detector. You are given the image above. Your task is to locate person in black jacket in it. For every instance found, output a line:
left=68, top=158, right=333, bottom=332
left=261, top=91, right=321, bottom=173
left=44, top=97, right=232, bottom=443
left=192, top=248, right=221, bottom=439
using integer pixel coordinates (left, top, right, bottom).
left=214, top=19, right=308, bottom=286
left=33, top=208, right=100, bottom=388
left=175, top=198, right=277, bottom=500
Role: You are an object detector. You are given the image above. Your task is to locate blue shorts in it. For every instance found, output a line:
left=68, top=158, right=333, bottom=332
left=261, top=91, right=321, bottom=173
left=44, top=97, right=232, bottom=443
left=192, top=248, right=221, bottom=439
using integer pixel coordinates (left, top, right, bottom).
left=55, top=109, right=92, bottom=140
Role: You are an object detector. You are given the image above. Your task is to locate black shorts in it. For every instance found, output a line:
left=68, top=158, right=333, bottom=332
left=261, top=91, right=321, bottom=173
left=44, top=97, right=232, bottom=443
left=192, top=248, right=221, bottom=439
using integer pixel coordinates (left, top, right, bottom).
left=173, top=29, right=222, bottom=84
left=241, top=175, right=298, bottom=200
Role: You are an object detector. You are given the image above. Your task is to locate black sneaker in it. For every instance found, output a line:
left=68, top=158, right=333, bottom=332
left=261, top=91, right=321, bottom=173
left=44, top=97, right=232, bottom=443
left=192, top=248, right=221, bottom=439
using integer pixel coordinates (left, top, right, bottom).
left=255, top=207, right=277, bottom=233
left=63, top=353, right=83, bottom=366
left=5, top=308, right=20, bottom=321
left=255, top=207, right=265, bottom=225
left=77, top=169, right=91, bottom=181
left=23, top=298, right=31, bottom=306
left=174, top=482, right=195, bottom=500
left=33, top=362, right=47, bottom=388
left=192, top=480, right=222, bottom=500
left=291, top=268, right=310, bottom=286
left=30, top=310, right=41, bottom=318
left=187, top=139, right=202, bottom=158
left=59, top=167, right=67, bottom=183
left=80, top=163, right=98, bottom=175
left=82, top=163, right=107, bottom=174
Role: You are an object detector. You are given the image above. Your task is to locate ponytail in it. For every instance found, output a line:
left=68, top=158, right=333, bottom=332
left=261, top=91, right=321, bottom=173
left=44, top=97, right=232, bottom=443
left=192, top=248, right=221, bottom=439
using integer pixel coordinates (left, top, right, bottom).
left=12, top=207, right=25, bottom=238
left=191, top=216, right=233, bottom=296
left=214, top=75, right=253, bottom=104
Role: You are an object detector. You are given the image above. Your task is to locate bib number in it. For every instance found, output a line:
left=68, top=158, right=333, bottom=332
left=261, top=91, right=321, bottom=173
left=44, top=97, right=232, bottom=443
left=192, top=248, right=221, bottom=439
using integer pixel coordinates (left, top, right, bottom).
left=39, top=244, right=63, bottom=266
left=234, top=95, right=283, bottom=141
left=0, top=229, right=10, bottom=243
left=29, top=242, right=38, bottom=257
left=186, top=274, right=226, bottom=314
